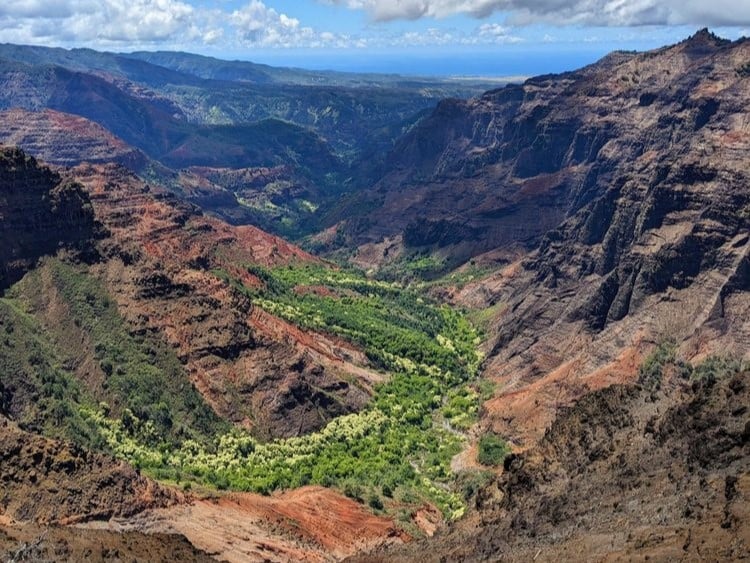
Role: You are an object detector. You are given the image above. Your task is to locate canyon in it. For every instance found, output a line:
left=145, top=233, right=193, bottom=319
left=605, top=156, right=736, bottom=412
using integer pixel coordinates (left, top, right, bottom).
left=0, top=29, right=748, bottom=562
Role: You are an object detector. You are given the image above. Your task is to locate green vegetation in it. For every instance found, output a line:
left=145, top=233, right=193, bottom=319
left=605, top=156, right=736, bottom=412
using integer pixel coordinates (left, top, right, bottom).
left=639, top=339, right=746, bottom=390
left=425, top=262, right=497, bottom=290
left=6, top=260, right=227, bottom=448
left=477, top=433, right=510, bottom=466
left=638, top=339, right=678, bottom=390
left=96, top=262, right=483, bottom=519
left=384, top=254, right=448, bottom=280
left=442, top=385, right=480, bottom=430
left=211, top=263, right=482, bottom=516
left=456, top=469, right=494, bottom=501
left=0, top=298, right=103, bottom=448
left=3, top=259, right=493, bottom=521
left=233, top=263, right=481, bottom=377
left=689, top=355, right=745, bottom=382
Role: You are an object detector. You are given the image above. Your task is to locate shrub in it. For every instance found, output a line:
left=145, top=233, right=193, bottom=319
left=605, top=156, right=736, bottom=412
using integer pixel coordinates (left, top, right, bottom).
left=477, top=434, right=509, bottom=466
left=368, top=495, right=384, bottom=510
left=691, top=356, right=744, bottom=382
left=638, top=339, right=676, bottom=390
left=457, top=470, right=493, bottom=501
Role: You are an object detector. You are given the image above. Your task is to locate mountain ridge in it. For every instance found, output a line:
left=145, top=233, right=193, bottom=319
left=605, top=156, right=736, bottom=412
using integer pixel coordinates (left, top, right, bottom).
left=0, top=30, right=749, bottom=562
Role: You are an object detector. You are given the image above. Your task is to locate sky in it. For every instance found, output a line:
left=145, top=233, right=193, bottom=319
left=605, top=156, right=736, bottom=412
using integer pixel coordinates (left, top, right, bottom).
left=0, top=1, right=749, bottom=76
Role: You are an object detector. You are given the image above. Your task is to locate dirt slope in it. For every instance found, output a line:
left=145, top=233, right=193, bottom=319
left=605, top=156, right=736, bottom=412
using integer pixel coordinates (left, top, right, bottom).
left=51, top=162, right=378, bottom=439
left=0, top=417, right=179, bottom=525
left=94, top=487, right=407, bottom=563
left=0, top=109, right=147, bottom=169
left=354, top=370, right=750, bottom=561
left=0, top=414, right=407, bottom=562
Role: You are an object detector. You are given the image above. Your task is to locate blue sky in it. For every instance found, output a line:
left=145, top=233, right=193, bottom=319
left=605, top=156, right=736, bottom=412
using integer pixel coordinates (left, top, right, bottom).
left=0, top=1, right=748, bottom=76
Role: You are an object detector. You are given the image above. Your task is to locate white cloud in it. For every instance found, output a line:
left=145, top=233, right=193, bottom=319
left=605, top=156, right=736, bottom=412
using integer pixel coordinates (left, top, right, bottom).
left=0, top=0, right=200, bottom=46
left=0, top=0, right=529, bottom=51
left=377, top=23, right=521, bottom=47
left=0, top=0, right=359, bottom=50
left=3, top=0, right=741, bottom=54
left=322, top=0, right=750, bottom=26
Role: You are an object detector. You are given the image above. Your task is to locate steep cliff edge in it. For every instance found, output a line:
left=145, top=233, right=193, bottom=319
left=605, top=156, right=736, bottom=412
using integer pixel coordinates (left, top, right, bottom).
left=354, top=368, right=750, bottom=561
left=437, top=31, right=750, bottom=447
left=338, top=31, right=749, bottom=267
left=0, top=146, right=96, bottom=289
left=340, top=31, right=750, bottom=451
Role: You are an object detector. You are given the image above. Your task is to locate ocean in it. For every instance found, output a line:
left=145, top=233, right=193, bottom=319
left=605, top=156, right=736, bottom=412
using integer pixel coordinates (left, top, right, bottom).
left=245, top=48, right=615, bottom=79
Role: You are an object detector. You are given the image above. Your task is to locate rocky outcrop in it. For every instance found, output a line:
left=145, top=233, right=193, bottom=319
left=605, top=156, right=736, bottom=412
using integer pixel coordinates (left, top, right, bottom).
left=356, top=370, right=750, bottom=562
left=0, top=147, right=96, bottom=290
left=0, top=109, right=148, bottom=169
left=0, top=525, right=215, bottom=563
left=0, top=417, right=180, bottom=525
left=69, top=163, right=374, bottom=439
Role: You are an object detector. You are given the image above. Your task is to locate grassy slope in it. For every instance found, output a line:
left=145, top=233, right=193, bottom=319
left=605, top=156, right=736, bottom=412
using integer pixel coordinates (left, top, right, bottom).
left=5, top=259, right=227, bottom=448
left=0, top=296, right=103, bottom=448
left=93, top=263, right=484, bottom=521
left=2, top=257, right=488, bottom=523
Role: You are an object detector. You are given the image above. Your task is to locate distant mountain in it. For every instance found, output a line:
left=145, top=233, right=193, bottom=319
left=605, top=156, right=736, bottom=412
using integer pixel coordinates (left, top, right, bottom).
left=333, top=27, right=750, bottom=456
left=0, top=42, right=500, bottom=156
left=0, top=43, right=507, bottom=237
left=123, top=50, right=479, bottom=88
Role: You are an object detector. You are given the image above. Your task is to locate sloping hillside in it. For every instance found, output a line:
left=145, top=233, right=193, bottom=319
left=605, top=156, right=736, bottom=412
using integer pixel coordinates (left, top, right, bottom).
left=336, top=30, right=749, bottom=267
left=331, top=30, right=750, bottom=451
left=353, top=364, right=750, bottom=561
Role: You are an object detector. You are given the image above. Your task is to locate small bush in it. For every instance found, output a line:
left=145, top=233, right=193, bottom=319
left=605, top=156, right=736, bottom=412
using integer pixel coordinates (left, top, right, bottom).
left=368, top=495, right=384, bottom=510
left=457, top=470, right=493, bottom=501
left=638, top=340, right=676, bottom=390
left=477, top=434, right=509, bottom=466
left=691, top=356, right=744, bottom=382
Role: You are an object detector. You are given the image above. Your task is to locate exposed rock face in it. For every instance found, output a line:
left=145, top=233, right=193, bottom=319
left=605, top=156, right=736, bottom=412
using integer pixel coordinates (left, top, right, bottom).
left=355, top=370, right=750, bottom=562
left=438, top=32, right=750, bottom=447
left=69, top=163, right=375, bottom=439
left=341, top=31, right=749, bottom=265
left=0, top=417, right=179, bottom=525
left=0, top=146, right=96, bottom=290
left=345, top=31, right=750, bottom=449
left=0, top=109, right=147, bottom=169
